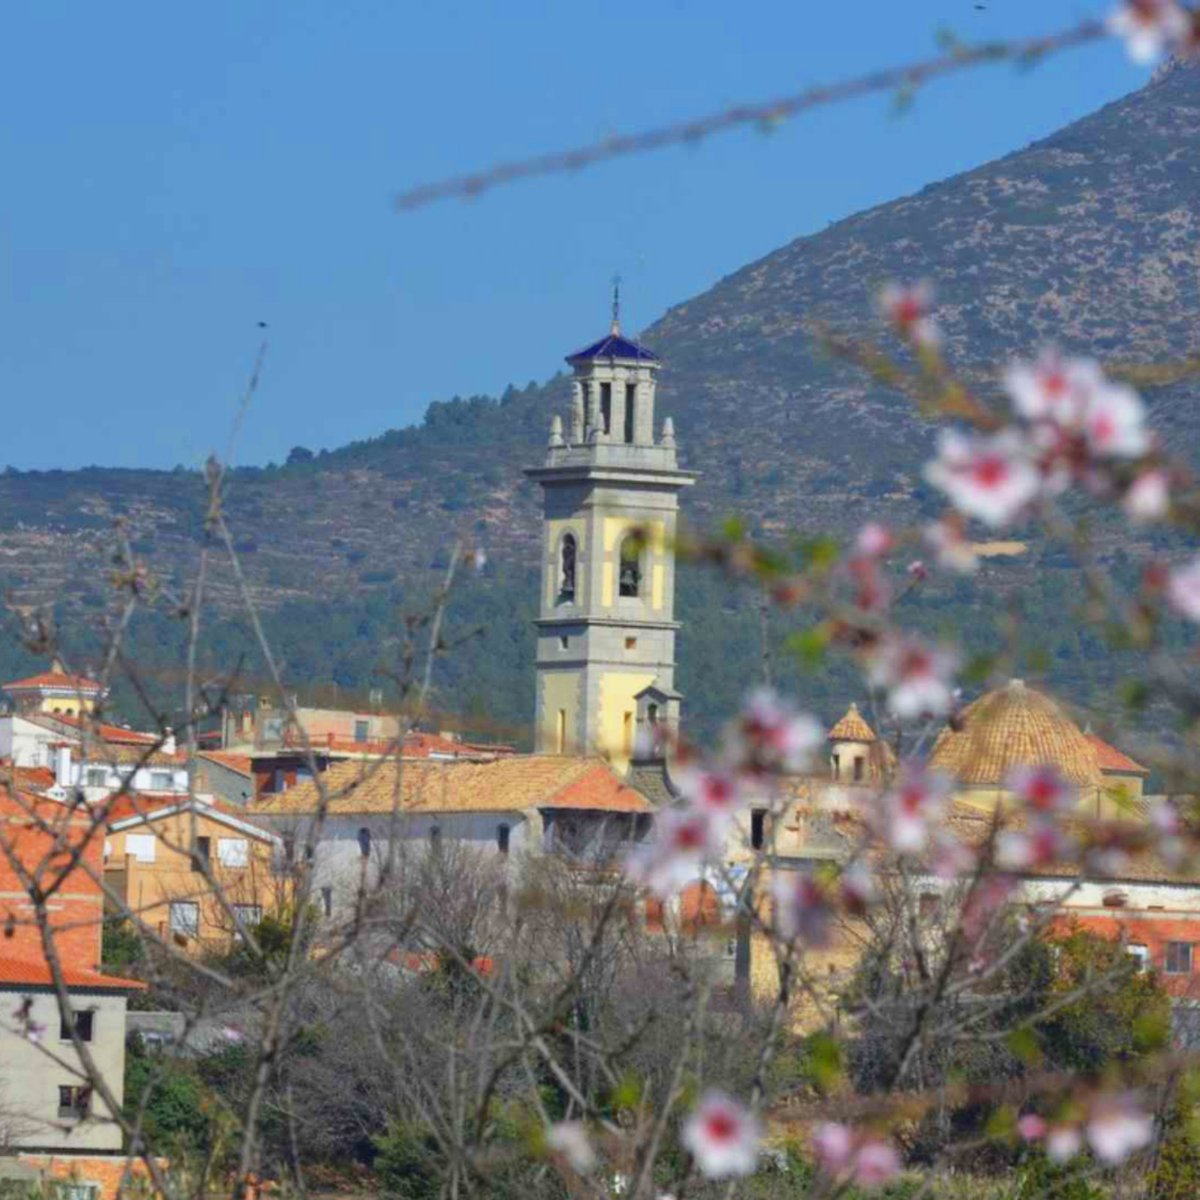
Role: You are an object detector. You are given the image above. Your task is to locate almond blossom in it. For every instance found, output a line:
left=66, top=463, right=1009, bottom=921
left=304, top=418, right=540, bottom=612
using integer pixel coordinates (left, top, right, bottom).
left=622, top=807, right=724, bottom=899
left=675, top=766, right=744, bottom=819
left=546, top=1121, right=597, bottom=1173
left=924, top=428, right=1041, bottom=528
left=811, top=1123, right=901, bottom=1189
left=923, top=517, right=978, bottom=574
left=855, top=522, right=893, bottom=558
left=737, top=688, right=824, bottom=774
left=997, top=823, right=1073, bottom=871
left=874, top=765, right=955, bottom=855
left=1124, top=467, right=1170, bottom=523
left=1108, top=0, right=1191, bottom=62
left=1004, top=350, right=1103, bottom=425
left=1167, top=556, right=1200, bottom=622
left=864, top=632, right=959, bottom=720
left=1006, top=765, right=1077, bottom=816
left=878, top=280, right=939, bottom=348
left=1086, top=1094, right=1155, bottom=1164
left=681, top=1091, right=761, bottom=1178
left=772, top=869, right=834, bottom=946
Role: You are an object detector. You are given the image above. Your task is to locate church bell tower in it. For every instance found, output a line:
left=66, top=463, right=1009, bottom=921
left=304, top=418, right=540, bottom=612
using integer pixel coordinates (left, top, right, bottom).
left=526, top=300, right=695, bottom=767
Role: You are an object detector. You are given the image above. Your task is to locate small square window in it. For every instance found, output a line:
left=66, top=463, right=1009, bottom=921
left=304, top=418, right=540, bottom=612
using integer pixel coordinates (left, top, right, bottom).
left=57, top=1085, right=91, bottom=1120
left=1166, top=941, right=1193, bottom=975
left=233, top=904, right=262, bottom=938
left=85, top=768, right=107, bottom=788
left=1127, top=944, right=1150, bottom=973
left=149, top=770, right=174, bottom=790
left=559, top=635, right=569, bottom=651
left=60, top=1009, right=94, bottom=1043
left=625, top=637, right=637, bottom=650
left=169, top=901, right=200, bottom=939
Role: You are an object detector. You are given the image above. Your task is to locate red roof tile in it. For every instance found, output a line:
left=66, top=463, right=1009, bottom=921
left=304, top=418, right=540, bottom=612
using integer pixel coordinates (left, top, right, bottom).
left=2, top=671, right=104, bottom=694
left=199, top=751, right=255, bottom=776
left=46, top=714, right=157, bottom=744
left=0, top=954, right=145, bottom=990
left=1085, top=734, right=1149, bottom=776
left=542, top=764, right=652, bottom=814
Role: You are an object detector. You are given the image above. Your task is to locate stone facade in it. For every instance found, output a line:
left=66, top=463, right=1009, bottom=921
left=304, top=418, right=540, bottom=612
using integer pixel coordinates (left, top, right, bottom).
left=526, top=323, right=694, bottom=768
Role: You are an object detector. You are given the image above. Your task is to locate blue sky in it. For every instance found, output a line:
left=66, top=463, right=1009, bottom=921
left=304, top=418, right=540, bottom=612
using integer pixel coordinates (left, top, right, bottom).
left=0, top=1, right=1147, bottom=471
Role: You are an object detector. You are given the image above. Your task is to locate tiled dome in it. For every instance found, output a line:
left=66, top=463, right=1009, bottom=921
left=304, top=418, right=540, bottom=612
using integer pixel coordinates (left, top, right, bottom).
left=929, top=679, right=1101, bottom=787
left=828, top=702, right=877, bottom=743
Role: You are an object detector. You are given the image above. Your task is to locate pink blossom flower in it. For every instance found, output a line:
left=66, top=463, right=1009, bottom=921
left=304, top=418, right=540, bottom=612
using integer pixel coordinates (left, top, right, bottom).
left=923, top=518, right=978, bottom=574
left=865, top=632, right=959, bottom=720
left=925, top=428, right=1041, bottom=528
left=852, top=1139, right=902, bottom=1188
left=1151, top=800, right=1186, bottom=867
left=1124, top=468, right=1170, bottom=523
left=907, top=559, right=928, bottom=581
left=961, top=873, right=1019, bottom=942
left=997, top=823, right=1072, bottom=871
left=1017, top=1114, right=1047, bottom=1142
left=1086, top=1095, right=1155, bottom=1164
left=875, top=766, right=955, bottom=855
left=681, top=1091, right=761, bottom=1178
left=739, top=688, right=824, bottom=773
left=811, top=1123, right=900, bottom=1189
left=1108, top=0, right=1191, bottom=62
left=676, top=766, right=744, bottom=819
left=845, top=554, right=892, bottom=615
left=1007, top=765, right=1077, bottom=816
left=1167, top=557, right=1200, bottom=622
left=772, top=870, right=834, bottom=946
left=546, top=1122, right=597, bottom=1173
left=622, top=808, right=724, bottom=899
left=855, top=522, right=893, bottom=558
left=929, top=831, right=978, bottom=880
left=878, top=280, right=939, bottom=348
left=840, top=862, right=876, bottom=914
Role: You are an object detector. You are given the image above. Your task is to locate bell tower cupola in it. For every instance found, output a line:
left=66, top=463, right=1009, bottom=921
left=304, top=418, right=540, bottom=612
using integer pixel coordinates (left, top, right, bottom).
left=525, top=302, right=695, bottom=768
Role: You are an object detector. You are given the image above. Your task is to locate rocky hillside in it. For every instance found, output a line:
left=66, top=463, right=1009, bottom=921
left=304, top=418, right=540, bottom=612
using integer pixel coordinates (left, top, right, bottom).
left=3, top=63, right=1199, bottom=728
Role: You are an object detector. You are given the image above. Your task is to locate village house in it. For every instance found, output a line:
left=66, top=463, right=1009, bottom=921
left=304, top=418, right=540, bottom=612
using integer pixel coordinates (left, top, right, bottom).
left=0, top=779, right=148, bottom=1198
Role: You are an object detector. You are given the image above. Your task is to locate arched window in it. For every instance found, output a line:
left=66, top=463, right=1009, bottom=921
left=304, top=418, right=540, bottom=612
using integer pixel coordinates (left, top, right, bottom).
left=618, top=535, right=642, bottom=598
left=357, top=827, right=371, bottom=858
left=558, top=534, right=577, bottom=603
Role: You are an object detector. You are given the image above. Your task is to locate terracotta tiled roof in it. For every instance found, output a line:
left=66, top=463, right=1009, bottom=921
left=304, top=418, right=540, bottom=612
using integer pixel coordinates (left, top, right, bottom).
left=199, top=751, right=255, bottom=776
left=0, top=954, right=145, bottom=990
left=828, top=702, right=877, bottom=743
left=930, top=680, right=1101, bottom=788
left=541, top=764, right=652, bottom=813
left=39, top=714, right=157, bottom=745
left=101, top=792, right=193, bottom=823
left=1085, top=734, right=1149, bottom=776
left=250, top=755, right=648, bottom=817
left=2, top=765, right=55, bottom=792
left=77, top=743, right=186, bottom=767
left=2, top=671, right=104, bottom=694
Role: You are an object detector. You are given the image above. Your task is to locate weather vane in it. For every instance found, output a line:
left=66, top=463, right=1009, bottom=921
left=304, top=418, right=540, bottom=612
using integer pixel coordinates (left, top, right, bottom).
left=611, top=273, right=622, bottom=335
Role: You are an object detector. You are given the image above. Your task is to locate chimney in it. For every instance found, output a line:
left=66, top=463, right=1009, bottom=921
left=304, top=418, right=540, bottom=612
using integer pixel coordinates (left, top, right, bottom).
left=163, top=727, right=177, bottom=756
left=55, top=745, right=73, bottom=789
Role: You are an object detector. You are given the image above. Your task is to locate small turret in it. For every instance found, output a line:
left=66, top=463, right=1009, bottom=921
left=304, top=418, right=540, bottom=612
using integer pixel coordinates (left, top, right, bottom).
left=548, top=414, right=564, bottom=448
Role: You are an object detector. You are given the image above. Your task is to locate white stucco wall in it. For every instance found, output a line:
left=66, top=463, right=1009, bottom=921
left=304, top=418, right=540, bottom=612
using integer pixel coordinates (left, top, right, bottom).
left=0, top=989, right=128, bottom=1151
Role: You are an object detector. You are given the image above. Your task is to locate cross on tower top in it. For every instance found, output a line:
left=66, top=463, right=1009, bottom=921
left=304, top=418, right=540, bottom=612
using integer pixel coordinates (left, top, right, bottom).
left=610, top=274, right=621, bottom=336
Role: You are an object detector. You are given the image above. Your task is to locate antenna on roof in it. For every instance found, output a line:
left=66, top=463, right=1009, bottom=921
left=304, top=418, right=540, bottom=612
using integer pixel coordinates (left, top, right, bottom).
left=610, top=273, right=622, bottom=336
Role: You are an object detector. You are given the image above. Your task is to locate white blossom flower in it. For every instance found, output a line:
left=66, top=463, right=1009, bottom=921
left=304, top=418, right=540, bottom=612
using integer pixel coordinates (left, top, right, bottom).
left=1124, top=468, right=1170, bottom=523
left=1006, top=765, right=1077, bottom=816
left=546, top=1121, right=596, bottom=1173
left=878, top=280, right=940, bottom=348
left=925, top=428, right=1041, bottom=528
left=1167, top=557, right=1200, bottom=622
left=739, top=688, right=825, bottom=773
left=1108, top=0, right=1191, bottom=63
left=1086, top=1095, right=1155, bottom=1164
left=865, top=632, right=959, bottom=720
left=923, top=518, right=978, bottom=574
left=1045, top=1124, right=1084, bottom=1163
left=772, top=870, right=834, bottom=946
left=1004, top=351, right=1095, bottom=421
left=622, top=808, right=724, bottom=899
left=681, top=1091, right=761, bottom=1178
left=1081, top=379, right=1150, bottom=459
left=875, top=766, right=955, bottom=855
left=676, top=766, right=744, bottom=819
left=996, top=823, right=1072, bottom=871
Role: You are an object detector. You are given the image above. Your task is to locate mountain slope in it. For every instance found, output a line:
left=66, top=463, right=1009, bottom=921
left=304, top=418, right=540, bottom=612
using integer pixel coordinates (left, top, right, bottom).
left=3, top=63, right=1199, bottom=729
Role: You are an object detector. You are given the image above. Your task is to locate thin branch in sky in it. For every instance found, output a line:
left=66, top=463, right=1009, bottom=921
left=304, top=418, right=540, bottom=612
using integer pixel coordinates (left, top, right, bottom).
left=393, top=19, right=1105, bottom=213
